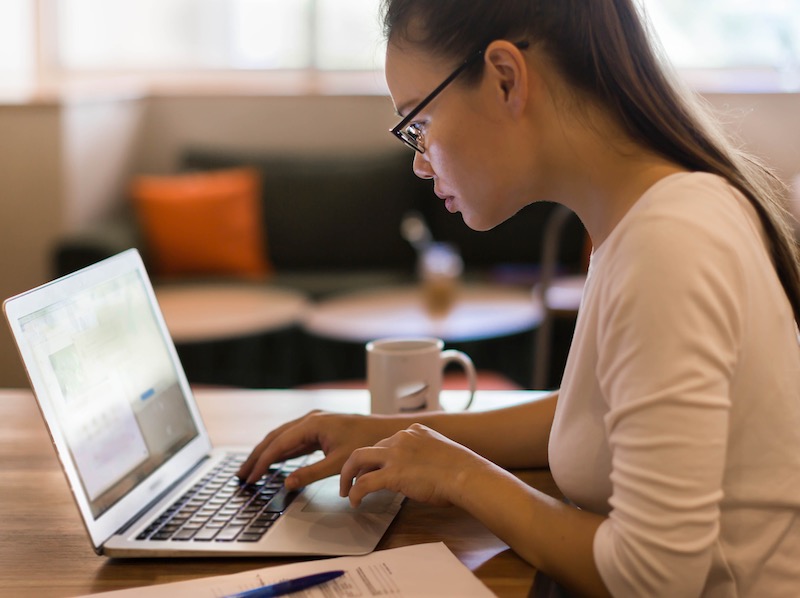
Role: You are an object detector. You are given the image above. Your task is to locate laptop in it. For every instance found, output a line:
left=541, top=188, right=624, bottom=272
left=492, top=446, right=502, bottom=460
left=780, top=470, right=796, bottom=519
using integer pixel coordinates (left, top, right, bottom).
left=3, top=249, right=403, bottom=557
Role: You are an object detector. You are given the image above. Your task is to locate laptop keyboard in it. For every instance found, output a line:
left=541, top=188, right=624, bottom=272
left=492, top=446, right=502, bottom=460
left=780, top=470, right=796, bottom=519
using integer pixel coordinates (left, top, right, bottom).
left=136, top=452, right=316, bottom=544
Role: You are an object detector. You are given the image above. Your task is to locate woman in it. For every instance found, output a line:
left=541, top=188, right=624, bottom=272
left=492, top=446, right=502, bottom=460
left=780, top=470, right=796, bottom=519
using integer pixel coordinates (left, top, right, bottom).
left=239, top=1, right=800, bottom=595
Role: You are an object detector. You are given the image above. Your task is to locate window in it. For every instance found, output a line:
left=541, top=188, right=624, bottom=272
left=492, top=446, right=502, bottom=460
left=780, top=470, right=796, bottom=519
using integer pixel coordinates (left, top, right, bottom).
left=644, top=0, right=799, bottom=70
left=0, top=1, right=798, bottom=93
left=642, top=0, right=800, bottom=89
left=56, top=0, right=385, bottom=73
left=0, top=0, right=34, bottom=90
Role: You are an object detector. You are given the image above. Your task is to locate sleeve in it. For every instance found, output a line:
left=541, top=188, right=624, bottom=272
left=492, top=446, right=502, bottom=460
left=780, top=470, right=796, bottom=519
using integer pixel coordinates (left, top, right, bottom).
left=592, top=211, right=745, bottom=596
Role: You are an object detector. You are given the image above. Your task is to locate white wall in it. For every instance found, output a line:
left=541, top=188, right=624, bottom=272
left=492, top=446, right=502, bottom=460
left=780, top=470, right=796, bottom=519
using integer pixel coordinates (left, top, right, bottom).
left=134, top=95, right=401, bottom=174
left=133, top=92, right=800, bottom=184
left=0, top=90, right=798, bottom=387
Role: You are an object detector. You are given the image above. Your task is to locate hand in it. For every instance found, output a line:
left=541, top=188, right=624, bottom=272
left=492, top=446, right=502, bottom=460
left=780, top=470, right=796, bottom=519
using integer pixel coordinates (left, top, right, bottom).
left=340, top=423, right=487, bottom=508
left=236, top=410, right=395, bottom=487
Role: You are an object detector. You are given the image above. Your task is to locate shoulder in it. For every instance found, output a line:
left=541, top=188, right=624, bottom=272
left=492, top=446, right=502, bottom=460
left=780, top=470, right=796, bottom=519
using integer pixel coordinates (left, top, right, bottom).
left=589, top=173, right=756, bottom=339
left=606, top=172, right=756, bottom=253
left=589, top=173, right=755, bottom=405
left=595, top=173, right=757, bottom=287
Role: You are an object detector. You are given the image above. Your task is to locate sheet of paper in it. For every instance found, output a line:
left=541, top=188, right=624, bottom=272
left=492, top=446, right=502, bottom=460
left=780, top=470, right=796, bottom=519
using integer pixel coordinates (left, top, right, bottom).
left=74, top=542, right=495, bottom=598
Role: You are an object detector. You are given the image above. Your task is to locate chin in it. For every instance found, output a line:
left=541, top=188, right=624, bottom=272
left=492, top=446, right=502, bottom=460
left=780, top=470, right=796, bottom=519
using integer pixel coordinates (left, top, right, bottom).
left=460, top=210, right=506, bottom=232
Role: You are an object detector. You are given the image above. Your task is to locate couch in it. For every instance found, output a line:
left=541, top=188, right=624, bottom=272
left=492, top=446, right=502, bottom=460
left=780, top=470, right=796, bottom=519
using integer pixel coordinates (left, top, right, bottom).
left=53, top=148, right=586, bottom=388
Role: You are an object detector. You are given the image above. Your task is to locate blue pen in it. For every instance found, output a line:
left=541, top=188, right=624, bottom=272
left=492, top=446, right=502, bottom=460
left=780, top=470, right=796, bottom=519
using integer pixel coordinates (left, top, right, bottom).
left=224, top=570, right=345, bottom=598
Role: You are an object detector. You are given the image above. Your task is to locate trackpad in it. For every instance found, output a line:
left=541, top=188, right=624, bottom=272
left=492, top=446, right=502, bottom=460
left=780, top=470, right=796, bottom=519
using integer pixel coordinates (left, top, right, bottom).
left=302, top=477, right=399, bottom=514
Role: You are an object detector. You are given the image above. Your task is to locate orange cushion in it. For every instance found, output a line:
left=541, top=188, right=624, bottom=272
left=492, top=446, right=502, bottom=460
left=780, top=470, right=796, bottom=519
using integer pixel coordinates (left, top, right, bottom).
left=131, top=168, right=272, bottom=279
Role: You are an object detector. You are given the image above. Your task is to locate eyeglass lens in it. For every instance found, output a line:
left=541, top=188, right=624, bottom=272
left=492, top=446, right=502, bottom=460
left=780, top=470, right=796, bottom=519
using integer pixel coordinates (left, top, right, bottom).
left=401, top=124, right=423, bottom=151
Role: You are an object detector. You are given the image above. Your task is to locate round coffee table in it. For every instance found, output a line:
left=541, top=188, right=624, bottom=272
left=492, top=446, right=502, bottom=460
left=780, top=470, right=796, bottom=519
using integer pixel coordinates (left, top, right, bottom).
left=156, top=284, right=309, bottom=343
left=155, top=283, right=310, bottom=387
left=303, top=284, right=543, bottom=344
left=301, top=284, right=542, bottom=387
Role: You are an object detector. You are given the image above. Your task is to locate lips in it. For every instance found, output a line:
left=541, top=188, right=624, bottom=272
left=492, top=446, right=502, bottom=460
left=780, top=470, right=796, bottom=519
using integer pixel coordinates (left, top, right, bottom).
left=440, top=195, right=456, bottom=213
left=434, top=187, right=457, bottom=213
left=434, top=188, right=454, bottom=202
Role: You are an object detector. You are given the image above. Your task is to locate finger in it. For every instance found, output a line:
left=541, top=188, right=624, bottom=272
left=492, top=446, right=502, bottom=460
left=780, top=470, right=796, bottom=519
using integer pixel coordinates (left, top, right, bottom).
left=339, top=463, right=378, bottom=497
left=241, top=420, right=323, bottom=484
left=348, top=469, right=391, bottom=508
left=236, top=430, right=288, bottom=480
left=247, top=441, right=320, bottom=485
left=338, top=429, right=404, bottom=495
left=284, top=454, right=344, bottom=490
left=237, top=416, right=308, bottom=480
left=340, top=447, right=386, bottom=496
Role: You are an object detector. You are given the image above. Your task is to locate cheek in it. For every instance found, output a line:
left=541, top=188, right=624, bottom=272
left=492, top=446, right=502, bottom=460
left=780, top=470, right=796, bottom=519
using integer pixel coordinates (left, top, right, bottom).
left=437, top=143, right=514, bottom=218
left=425, top=115, right=526, bottom=229
left=430, top=148, right=486, bottom=206
left=432, top=159, right=507, bottom=230
left=429, top=126, right=486, bottom=191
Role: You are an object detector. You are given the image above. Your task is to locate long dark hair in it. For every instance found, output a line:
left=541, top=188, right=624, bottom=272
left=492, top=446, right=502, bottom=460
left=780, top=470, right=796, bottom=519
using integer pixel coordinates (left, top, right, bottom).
left=382, top=0, right=800, bottom=323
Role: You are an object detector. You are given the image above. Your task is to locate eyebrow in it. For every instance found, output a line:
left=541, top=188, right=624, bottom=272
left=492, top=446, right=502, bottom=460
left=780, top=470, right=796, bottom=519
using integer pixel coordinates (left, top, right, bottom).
left=394, top=99, right=419, bottom=119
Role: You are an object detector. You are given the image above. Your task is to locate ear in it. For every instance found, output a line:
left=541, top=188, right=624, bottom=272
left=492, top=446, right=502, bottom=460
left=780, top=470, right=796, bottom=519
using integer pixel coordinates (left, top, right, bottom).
left=484, top=40, right=530, bottom=118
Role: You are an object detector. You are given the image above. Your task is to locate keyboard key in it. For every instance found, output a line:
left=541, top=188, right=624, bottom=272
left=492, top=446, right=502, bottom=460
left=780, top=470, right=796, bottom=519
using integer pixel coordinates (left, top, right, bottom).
left=193, top=527, right=220, bottom=541
left=215, top=526, right=244, bottom=542
left=135, top=452, right=316, bottom=544
left=173, top=529, right=198, bottom=541
left=264, top=488, right=299, bottom=513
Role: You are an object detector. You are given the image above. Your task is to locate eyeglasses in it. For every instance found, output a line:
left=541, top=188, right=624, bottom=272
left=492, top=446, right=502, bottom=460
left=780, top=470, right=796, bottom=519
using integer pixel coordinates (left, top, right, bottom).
left=390, top=41, right=529, bottom=153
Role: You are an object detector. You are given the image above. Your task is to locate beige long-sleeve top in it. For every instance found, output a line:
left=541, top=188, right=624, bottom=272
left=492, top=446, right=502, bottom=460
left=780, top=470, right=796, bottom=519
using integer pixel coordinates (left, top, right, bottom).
left=550, top=172, right=800, bottom=596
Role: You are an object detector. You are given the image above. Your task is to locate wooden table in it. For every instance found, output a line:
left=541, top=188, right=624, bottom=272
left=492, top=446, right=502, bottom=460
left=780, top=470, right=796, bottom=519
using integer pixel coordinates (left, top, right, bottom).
left=0, top=388, right=559, bottom=598
left=303, top=283, right=543, bottom=343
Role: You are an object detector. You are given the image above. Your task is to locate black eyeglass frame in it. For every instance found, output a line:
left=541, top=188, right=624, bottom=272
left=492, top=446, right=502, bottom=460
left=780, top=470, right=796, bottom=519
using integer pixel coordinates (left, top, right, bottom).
left=390, top=40, right=530, bottom=153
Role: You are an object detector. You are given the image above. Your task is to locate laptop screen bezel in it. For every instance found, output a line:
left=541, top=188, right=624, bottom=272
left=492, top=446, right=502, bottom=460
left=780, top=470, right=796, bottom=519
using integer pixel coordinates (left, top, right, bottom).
left=3, top=249, right=213, bottom=553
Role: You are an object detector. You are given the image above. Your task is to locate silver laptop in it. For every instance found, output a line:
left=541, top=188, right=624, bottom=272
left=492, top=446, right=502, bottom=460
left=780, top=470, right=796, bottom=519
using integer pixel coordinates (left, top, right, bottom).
left=3, top=249, right=403, bottom=558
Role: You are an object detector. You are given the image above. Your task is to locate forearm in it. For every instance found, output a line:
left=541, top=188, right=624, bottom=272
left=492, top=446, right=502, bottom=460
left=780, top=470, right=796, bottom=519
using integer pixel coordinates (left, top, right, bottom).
left=456, top=458, right=610, bottom=598
left=242, top=391, right=556, bottom=486
left=386, top=391, right=557, bottom=468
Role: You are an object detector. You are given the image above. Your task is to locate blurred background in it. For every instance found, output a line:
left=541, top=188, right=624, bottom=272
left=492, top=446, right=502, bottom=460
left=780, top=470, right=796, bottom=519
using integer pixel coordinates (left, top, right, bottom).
left=1, top=0, right=799, bottom=388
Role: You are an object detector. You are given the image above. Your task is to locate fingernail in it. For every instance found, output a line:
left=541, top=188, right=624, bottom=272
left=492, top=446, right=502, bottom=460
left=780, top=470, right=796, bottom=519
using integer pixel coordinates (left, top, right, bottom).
left=285, top=475, right=299, bottom=490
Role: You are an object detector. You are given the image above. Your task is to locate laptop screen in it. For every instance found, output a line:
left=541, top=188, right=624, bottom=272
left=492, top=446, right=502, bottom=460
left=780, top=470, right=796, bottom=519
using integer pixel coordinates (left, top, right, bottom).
left=17, top=268, right=199, bottom=518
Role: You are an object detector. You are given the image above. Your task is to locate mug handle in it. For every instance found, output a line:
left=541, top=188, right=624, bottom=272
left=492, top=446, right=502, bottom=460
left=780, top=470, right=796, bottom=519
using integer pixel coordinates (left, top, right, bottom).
left=440, top=350, right=477, bottom=410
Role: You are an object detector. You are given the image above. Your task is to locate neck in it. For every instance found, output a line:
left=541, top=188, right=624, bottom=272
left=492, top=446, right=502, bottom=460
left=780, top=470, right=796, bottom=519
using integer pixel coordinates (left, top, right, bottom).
left=534, top=105, right=686, bottom=247
left=569, top=151, right=686, bottom=247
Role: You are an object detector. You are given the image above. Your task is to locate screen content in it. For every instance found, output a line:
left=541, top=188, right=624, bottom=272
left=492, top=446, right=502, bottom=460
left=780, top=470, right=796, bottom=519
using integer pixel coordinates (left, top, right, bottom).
left=20, top=270, right=198, bottom=518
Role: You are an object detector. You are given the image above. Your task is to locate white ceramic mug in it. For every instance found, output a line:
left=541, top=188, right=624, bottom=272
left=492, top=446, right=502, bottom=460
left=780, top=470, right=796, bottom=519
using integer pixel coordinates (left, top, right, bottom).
left=366, top=337, right=476, bottom=414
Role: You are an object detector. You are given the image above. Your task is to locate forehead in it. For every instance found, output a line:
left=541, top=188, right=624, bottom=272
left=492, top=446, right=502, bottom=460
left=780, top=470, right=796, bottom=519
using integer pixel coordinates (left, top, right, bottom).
left=385, top=41, right=454, bottom=115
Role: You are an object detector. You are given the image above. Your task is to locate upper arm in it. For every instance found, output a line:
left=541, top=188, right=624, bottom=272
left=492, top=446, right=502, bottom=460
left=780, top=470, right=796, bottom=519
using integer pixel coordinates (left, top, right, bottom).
left=593, top=215, right=743, bottom=595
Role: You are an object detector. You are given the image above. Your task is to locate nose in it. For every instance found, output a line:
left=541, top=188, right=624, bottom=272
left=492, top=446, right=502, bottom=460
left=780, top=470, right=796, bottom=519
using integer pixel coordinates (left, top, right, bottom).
left=412, top=151, right=434, bottom=180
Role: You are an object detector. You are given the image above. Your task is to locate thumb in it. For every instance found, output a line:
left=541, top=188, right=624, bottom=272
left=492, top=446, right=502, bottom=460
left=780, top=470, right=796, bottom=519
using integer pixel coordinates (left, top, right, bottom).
left=285, top=455, right=342, bottom=490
